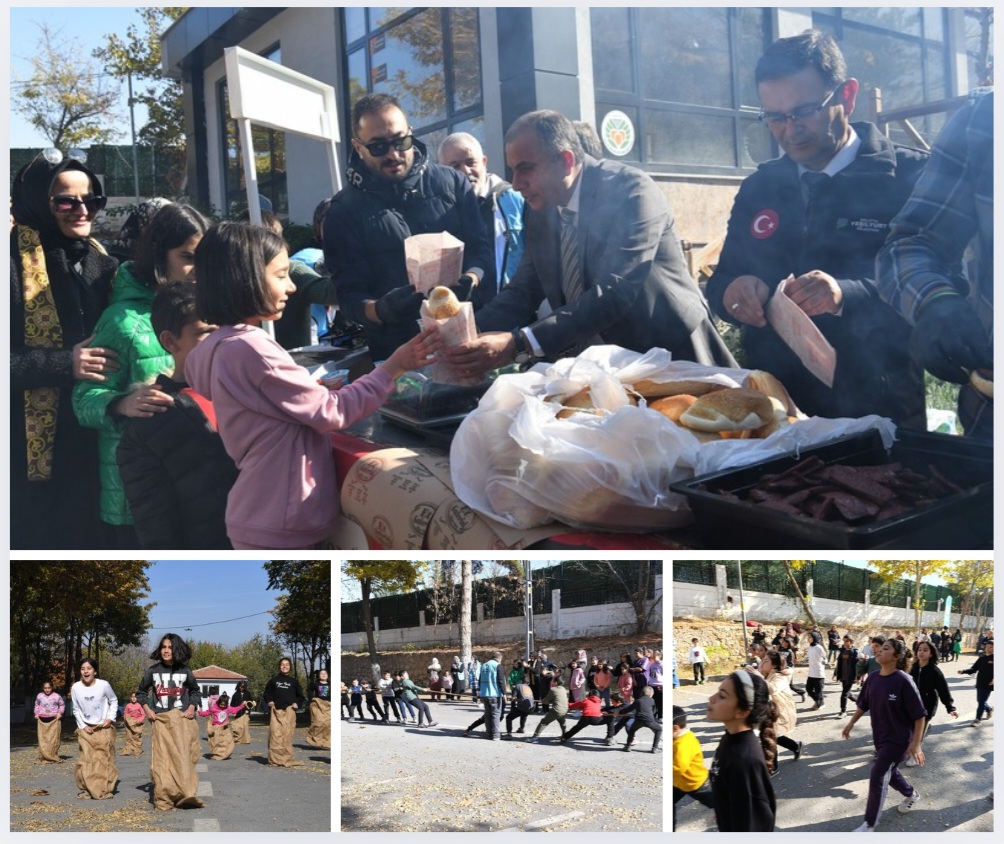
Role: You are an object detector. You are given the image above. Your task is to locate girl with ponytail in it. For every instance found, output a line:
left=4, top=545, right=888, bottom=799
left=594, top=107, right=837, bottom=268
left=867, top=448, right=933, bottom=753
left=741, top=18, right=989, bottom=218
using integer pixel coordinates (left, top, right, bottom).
left=705, top=669, right=778, bottom=831
left=841, top=637, right=927, bottom=831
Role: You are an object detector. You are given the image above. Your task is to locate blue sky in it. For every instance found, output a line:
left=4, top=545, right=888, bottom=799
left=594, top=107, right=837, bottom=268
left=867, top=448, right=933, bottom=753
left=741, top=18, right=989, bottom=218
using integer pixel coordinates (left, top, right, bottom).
left=145, top=560, right=279, bottom=647
left=9, top=6, right=157, bottom=148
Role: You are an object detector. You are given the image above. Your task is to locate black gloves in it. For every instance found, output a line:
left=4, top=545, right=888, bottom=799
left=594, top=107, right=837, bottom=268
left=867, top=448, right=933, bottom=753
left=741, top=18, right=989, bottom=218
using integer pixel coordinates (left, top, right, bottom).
left=452, top=274, right=478, bottom=302
left=374, top=285, right=424, bottom=324
left=908, top=295, right=991, bottom=384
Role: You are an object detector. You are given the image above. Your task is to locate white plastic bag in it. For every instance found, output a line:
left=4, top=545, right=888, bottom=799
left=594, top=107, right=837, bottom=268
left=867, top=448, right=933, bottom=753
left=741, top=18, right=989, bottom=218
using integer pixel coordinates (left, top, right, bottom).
left=450, top=345, right=897, bottom=532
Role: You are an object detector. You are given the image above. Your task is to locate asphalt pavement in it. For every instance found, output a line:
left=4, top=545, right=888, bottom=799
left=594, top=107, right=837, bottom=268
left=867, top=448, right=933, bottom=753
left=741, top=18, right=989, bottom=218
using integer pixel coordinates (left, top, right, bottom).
left=9, top=717, right=331, bottom=832
left=340, top=696, right=664, bottom=832
left=673, top=664, right=994, bottom=832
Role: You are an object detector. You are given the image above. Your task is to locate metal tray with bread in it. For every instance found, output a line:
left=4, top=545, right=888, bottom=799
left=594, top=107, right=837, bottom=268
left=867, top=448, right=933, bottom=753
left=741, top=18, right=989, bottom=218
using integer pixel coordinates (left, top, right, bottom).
left=670, top=429, right=992, bottom=549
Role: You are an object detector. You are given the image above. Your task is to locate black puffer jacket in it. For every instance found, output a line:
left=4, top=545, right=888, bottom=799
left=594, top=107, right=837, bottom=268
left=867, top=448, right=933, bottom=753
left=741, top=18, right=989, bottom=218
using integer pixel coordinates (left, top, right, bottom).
left=323, top=139, right=492, bottom=360
left=707, top=122, right=929, bottom=429
left=116, top=374, right=238, bottom=549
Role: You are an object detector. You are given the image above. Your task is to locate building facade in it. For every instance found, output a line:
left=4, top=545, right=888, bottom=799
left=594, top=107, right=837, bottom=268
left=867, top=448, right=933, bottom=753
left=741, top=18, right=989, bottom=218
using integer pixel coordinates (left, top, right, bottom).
left=162, top=6, right=979, bottom=245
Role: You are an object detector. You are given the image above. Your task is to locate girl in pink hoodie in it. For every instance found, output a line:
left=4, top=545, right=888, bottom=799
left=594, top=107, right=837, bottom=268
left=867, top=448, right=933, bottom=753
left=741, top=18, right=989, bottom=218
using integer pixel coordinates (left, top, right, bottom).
left=187, top=222, right=440, bottom=549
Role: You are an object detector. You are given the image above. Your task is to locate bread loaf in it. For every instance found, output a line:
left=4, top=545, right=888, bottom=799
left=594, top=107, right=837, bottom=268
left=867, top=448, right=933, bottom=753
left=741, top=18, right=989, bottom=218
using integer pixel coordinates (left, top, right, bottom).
left=649, top=394, right=697, bottom=424
left=427, top=285, right=462, bottom=319
left=743, top=369, right=798, bottom=416
left=679, top=387, right=774, bottom=433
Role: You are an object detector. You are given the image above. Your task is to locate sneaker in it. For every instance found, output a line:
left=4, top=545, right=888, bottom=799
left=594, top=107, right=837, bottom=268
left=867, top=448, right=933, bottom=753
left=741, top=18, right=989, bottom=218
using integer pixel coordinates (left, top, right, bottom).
left=529, top=737, right=540, bottom=744
left=650, top=746, right=661, bottom=754
left=839, top=711, right=847, bottom=717
left=793, top=741, right=804, bottom=761
left=769, top=764, right=779, bottom=778
left=987, top=708, right=994, bottom=720
left=898, top=789, right=920, bottom=813
left=516, top=728, right=525, bottom=734
left=811, top=703, right=820, bottom=711
left=853, top=822, right=875, bottom=832
left=604, top=738, right=614, bottom=746
left=972, top=720, right=982, bottom=727
left=904, top=755, right=918, bottom=767
left=426, top=721, right=439, bottom=727
left=463, top=730, right=472, bottom=737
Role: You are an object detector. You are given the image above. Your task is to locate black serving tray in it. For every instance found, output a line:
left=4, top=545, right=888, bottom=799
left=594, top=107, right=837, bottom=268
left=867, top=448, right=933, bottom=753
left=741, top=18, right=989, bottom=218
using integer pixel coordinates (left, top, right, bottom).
left=669, top=429, right=992, bottom=549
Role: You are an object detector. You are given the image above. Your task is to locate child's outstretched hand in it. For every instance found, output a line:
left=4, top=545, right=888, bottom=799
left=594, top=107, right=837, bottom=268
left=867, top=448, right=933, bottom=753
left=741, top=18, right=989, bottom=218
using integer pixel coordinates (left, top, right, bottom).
left=380, top=327, right=442, bottom=380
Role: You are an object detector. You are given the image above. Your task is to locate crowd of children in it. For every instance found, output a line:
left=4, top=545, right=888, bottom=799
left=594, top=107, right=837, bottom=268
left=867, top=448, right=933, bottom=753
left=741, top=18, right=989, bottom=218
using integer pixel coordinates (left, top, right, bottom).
left=341, top=646, right=663, bottom=752
left=674, top=623, right=994, bottom=832
left=33, top=635, right=329, bottom=807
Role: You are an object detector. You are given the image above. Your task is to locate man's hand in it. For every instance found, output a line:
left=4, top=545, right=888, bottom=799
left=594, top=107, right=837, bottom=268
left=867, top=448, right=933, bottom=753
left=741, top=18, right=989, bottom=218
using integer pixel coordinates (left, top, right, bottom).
left=442, top=332, right=517, bottom=378
left=73, top=335, right=120, bottom=382
left=374, top=285, right=424, bottom=324
left=909, top=296, right=991, bottom=383
left=450, top=273, right=479, bottom=302
left=785, top=270, right=843, bottom=317
left=723, top=275, right=770, bottom=327
left=110, top=384, right=174, bottom=419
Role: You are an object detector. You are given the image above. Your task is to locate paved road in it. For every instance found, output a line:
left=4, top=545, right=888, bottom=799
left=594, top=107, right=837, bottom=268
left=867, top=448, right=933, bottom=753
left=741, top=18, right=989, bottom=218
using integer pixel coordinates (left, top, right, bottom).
left=340, top=697, right=663, bottom=832
left=673, top=667, right=994, bottom=832
left=10, top=718, right=331, bottom=832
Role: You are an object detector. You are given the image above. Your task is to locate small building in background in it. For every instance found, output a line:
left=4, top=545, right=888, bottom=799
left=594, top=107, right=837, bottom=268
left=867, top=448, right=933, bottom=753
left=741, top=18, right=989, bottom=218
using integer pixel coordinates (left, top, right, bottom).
left=192, top=665, right=249, bottom=709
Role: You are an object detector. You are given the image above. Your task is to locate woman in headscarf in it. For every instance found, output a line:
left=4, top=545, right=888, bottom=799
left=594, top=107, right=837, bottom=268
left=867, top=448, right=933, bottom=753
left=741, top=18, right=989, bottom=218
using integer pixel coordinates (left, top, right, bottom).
left=10, top=149, right=118, bottom=549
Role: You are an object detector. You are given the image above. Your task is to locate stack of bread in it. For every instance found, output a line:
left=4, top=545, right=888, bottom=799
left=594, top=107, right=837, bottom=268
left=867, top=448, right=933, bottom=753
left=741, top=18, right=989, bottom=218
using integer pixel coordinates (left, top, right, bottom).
left=548, top=369, right=800, bottom=442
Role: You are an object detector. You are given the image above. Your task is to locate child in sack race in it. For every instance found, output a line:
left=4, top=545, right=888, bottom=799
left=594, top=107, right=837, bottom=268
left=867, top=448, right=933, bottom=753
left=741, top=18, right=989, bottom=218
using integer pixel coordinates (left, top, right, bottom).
left=135, top=633, right=204, bottom=810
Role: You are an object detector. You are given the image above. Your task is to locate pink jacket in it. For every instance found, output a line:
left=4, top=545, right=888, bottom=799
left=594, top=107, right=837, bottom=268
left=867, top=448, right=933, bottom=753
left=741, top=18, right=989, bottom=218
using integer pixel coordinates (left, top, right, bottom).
left=187, top=324, right=394, bottom=547
left=197, top=701, right=246, bottom=726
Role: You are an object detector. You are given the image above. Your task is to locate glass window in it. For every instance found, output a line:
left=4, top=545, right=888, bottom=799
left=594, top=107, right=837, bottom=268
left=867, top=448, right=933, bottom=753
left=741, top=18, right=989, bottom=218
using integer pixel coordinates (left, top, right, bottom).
left=592, top=7, right=768, bottom=173
left=644, top=111, right=737, bottom=167
left=592, top=7, right=633, bottom=94
left=345, top=7, right=366, bottom=44
left=344, top=8, right=483, bottom=142
left=371, top=8, right=447, bottom=125
left=450, top=8, right=482, bottom=113
left=640, top=9, right=732, bottom=108
left=843, top=7, right=922, bottom=37
left=219, top=77, right=288, bottom=215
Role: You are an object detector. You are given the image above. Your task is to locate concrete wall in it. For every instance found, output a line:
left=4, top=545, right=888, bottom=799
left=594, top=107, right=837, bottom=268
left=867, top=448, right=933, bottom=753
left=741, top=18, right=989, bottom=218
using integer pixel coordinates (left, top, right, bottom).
left=673, top=566, right=989, bottom=632
left=342, top=577, right=662, bottom=652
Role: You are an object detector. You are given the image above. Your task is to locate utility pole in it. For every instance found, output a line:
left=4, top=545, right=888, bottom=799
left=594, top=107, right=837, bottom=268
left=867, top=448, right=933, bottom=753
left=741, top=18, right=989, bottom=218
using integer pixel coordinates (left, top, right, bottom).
left=524, top=561, right=534, bottom=660
left=128, top=71, right=140, bottom=201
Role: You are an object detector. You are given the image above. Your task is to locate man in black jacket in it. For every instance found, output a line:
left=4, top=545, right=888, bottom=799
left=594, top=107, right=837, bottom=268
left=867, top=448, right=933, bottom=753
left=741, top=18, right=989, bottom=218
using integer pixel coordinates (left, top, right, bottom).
left=324, top=93, right=493, bottom=361
left=707, top=30, right=929, bottom=429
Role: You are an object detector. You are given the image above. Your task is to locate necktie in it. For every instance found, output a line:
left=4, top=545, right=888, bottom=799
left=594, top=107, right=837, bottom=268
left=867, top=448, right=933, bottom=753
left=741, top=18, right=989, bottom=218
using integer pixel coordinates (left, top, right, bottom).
left=559, top=207, right=583, bottom=304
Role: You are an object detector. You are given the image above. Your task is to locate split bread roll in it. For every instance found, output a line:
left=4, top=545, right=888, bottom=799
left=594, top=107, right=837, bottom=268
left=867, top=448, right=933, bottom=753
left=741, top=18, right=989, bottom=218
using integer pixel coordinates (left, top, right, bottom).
left=649, top=394, right=698, bottom=424
left=632, top=378, right=729, bottom=399
left=743, top=369, right=798, bottom=416
left=679, top=387, right=774, bottom=433
left=427, top=285, right=462, bottom=319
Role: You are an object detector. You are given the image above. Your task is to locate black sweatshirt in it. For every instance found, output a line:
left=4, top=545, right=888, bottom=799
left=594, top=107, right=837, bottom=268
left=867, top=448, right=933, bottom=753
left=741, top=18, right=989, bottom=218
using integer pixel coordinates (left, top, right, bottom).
left=960, top=653, right=994, bottom=688
left=710, top=729, right=777, bottom=832
left=910, top=662, right=955, bottom=719
left=263, top=674, right=305, bottom=711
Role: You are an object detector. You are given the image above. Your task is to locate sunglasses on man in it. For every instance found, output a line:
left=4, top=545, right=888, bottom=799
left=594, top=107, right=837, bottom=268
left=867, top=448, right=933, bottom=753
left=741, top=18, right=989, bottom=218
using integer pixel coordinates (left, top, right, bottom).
left=49, top=195, right=107, bottom=215
left=356, top=134, right=415, bottom=157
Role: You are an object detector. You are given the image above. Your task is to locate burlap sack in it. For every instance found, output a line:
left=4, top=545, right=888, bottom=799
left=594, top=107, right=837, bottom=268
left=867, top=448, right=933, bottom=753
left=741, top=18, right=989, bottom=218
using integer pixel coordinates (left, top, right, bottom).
left=37, top=717, right=63, bottom=763
left=268, top=706, right=300, bottom=766
left=230, top=711, right=251, bottom=745
left=306, top=698, right=331, bottom=749
left=150, top=709, right=203, bottom=810
left=206, top=720, right=235, bottom=760
left=120, top=712, right=144, bottom=756
left=187, top=712, right=201, bottom=764
left=75, top=724, right=118, bottom=799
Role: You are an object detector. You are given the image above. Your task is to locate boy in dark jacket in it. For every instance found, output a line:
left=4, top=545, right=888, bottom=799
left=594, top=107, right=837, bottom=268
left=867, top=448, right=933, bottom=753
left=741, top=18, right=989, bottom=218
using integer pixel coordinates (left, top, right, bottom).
left=117, top=282, right=237, bottom=548
left=617, top=686, right=662, bottom=752
left=958, top=641, right=994, bottom=725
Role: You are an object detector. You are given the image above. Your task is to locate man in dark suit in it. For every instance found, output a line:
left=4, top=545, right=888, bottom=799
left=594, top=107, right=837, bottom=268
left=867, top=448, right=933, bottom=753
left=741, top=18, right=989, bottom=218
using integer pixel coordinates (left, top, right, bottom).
left=444, top=110, right=734, bottom=375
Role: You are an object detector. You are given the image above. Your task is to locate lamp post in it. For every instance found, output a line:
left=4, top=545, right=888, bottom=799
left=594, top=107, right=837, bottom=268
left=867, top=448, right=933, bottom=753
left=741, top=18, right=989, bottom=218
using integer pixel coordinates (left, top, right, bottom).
left=738, top=561, right=750, bottom=659
left=128, top=71, right=140, bottom=202
left=524, top=561, right=534, bottom=660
